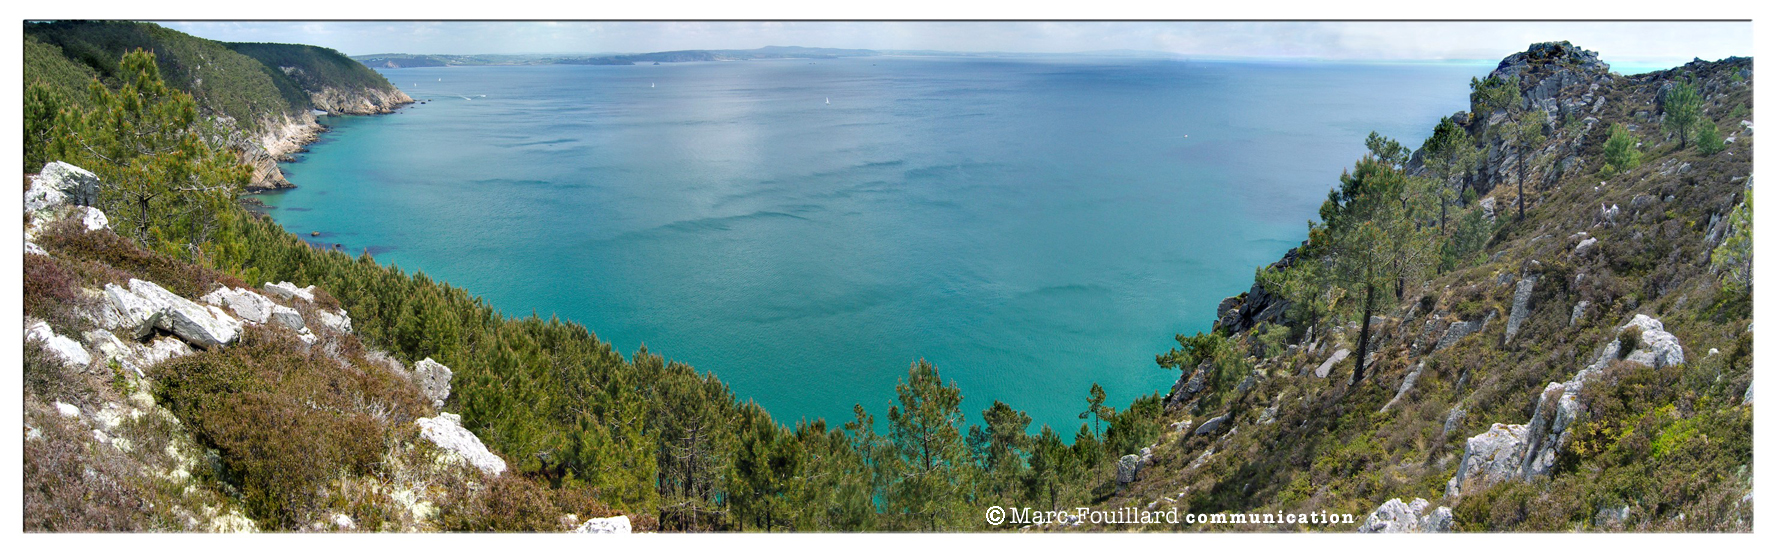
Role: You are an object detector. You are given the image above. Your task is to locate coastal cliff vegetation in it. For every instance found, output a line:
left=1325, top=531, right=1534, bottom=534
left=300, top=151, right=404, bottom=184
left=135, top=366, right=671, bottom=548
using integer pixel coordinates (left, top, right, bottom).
left=21, top=36, right=1753, bottom=533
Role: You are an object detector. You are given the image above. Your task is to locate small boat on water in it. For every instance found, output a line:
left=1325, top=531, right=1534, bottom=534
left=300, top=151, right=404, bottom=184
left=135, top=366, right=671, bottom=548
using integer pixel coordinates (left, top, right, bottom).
left=825, top=97, right=830, bottom=105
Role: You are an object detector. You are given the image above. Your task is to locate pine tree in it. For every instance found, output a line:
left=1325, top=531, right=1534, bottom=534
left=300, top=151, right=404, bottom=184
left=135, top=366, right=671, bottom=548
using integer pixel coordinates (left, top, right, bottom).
left=1663, top=80, right=1702, bottom=149
left=885, top=360, right=975, bottom=531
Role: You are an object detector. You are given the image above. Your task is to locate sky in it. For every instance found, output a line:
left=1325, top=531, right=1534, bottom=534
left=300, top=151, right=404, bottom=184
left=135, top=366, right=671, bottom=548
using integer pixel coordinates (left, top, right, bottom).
left=154, top=21, right=1754, bottom=66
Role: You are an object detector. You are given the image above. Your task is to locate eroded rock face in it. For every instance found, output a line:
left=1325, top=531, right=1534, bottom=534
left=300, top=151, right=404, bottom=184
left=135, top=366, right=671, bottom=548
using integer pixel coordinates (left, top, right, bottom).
left=1165, top=361, right=1212, bottom=410
left=413, top=357, right=454, bottom=409
left=416, top=412, right=507, bottom=476
left=575, top=515, right=632, bottom=534
left=1447, top=423, right=1529, bottom=497
left=1518, top=314, right=1685, bottom=477
left=1619, top=314, right=1685, bottom=368
left=1504, top=274, right=1538, bottom=345
left=1358, top=497, right=1450, bottom=533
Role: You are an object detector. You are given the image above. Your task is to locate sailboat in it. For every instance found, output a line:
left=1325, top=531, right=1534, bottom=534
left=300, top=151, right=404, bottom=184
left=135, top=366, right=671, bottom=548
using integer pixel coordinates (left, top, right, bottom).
left=651, top=83, right=655, bottom=88
left=825, top=97, right=830, bottom=105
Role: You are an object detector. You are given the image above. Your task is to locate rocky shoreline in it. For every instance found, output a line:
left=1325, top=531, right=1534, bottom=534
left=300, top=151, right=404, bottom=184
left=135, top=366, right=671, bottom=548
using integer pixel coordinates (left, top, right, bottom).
left=241, top=87, right=415, bottom=191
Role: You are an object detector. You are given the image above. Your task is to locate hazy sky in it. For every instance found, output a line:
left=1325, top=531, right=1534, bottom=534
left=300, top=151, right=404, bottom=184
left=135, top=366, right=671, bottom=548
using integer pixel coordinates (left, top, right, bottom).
left=156, top=21, right=1753, bottom=65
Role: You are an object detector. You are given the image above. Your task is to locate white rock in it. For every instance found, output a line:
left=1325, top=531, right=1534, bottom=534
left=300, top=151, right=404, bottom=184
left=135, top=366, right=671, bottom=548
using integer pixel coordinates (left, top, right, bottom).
left=1620, top=314, right=1685, bottom=368
left=129, top=279, right=241, bottom=349
left=317, top=308, right=353, bottom=334
left=264, top=281, right=317, bottom=302
left=1314, top=348, right=1350, bottom=378
left=332, top=513, right=355, bottom=530
left=55, top=401, right=81, bottom=418
left=202, top=286, right=278, bottom=324
left=104, top=282, right=163, bottom=339
left=416, top=412, right=507, bottom=476
left=76, top=206, right=109, bottom=231
left=1358, top=497, right=1431, bottom=533
left=413, top=358, right=454, bottom=409
left=1447, top=423, right=1529, bottom=497
left=1573, top=237, right=1598, bottom=255
left=576, top=515, right=632, bottom=534
left=25, top=240, right=48, bottom=256
left=26, top=319, right=92, bottom=368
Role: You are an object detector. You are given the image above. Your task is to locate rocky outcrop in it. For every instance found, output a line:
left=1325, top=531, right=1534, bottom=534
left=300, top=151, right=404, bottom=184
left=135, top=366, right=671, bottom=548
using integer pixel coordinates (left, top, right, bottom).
left=1165, top=361, right=1212, bottom=410
left=26, top=161, right=102, bottom=211
left=1194, top=414, right=1229, bottom=436
left=1213, top=248, right=1300, bottom=334
left=84, top=330, right=193, bottom=378
left=1358, top=497, right=1453, bottom=533
left=202, top=286, right=314, bottom=343
left=1517, top=314, right=1686, bottom=477
left=104, top=279, right=243, bottom=349
left=311, top=86, right=414, bottom=115
left=416, top=412, right=507, bottom=476
left=413, top=358, right=454, bottom=409
left=1117, top=454, right=1143, bottom=484
left=1446, top=423, right=1529, bottom=497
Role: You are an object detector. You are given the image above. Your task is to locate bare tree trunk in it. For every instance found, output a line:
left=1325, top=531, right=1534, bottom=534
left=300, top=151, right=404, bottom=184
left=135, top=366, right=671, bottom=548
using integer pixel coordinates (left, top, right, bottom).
left=1352, top=283, right=1376, bottom=385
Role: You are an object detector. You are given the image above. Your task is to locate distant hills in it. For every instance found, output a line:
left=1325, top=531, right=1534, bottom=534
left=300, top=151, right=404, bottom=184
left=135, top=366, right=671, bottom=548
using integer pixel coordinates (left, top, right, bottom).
left=354, top=46, right=881, bottom=68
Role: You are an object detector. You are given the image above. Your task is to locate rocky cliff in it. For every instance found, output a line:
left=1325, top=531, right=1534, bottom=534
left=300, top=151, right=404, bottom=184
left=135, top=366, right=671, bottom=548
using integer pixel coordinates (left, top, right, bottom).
left=1117, top=42, right=1753, bottom=532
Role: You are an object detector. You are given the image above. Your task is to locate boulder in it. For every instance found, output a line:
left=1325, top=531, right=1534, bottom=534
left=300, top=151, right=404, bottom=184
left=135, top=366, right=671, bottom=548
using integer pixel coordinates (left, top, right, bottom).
left=1116, top=454, right=1143, bottom=484
left=1194, top=414, right=1229, bottom=436
left=26, top=319, right=91, bottom=368
left=576, top=515, right=632, bottom=534
left=1314, top=348, right=1349, bottom=378
left=416, top=412, right=507, bottom=476
left=127, top=279, right=242, bottom=349
left=413, top=357, right=455, bottom=409
left=202, top=287, right=278, bottom=324
left=1573, top=237, right=1598, bottom=256
left=1433, top=321, right=1478, bottom=352
left=1619, top=314, right=1685, bottom=368
left=25, top=161, right=102, bottom=211
left=1447, top=423, right=1529, bottom=497
left=1357, top=497, right=1431, bottom=533
left=264, top=281, right=317, bottom=302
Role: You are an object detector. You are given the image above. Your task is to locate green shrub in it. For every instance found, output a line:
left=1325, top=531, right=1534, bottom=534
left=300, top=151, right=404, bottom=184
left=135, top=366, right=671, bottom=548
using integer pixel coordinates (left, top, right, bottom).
left=1695, top=119, right=1726, bottom=155
left=1602, top=124, right=1641, bottom=172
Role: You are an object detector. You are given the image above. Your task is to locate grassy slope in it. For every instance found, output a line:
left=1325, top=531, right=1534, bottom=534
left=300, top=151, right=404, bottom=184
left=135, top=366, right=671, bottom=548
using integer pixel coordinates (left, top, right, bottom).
left=1089, top=56, right=1753, bottom=532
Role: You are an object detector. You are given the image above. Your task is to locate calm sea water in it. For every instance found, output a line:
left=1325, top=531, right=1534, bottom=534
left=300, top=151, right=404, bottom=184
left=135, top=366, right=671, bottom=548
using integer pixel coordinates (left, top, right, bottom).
left=263, top=55, right=1485, bottom=432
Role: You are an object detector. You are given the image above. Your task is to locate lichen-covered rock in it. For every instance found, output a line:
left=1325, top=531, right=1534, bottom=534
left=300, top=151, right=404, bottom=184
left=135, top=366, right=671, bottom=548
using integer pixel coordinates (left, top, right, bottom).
left=413, top=357, right=454, bottom=409
left=1424, top=506, right=1454, bottom=532
left=25, top=161, right=102, bottom=212
left=1116, top=454, right=1143, bottom=484
left=576, top=515, right=632, bottom=534
left=1447, top=423, right=1529, bottom=497
left=416, top=412, right=507, bottom=476
left=26, top=319, right=91, bottom=368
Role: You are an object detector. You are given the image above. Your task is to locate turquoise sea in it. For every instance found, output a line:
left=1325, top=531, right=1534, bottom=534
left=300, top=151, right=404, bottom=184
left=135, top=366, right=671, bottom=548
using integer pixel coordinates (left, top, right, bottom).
left=262, top=55, right=1486, bottom=432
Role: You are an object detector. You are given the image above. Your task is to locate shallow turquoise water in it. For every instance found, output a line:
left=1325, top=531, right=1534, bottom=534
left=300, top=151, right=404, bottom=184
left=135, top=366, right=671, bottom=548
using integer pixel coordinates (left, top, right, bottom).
left=262, top=56, right=1485, bottom=432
